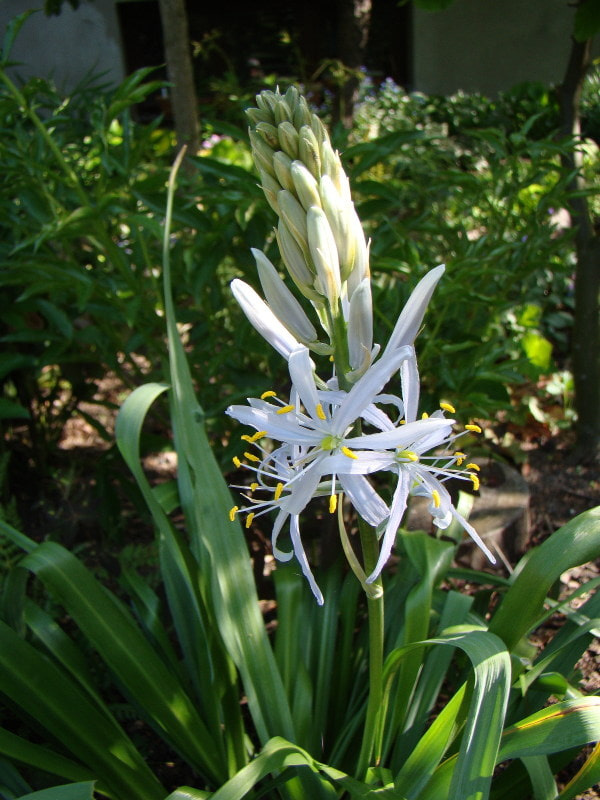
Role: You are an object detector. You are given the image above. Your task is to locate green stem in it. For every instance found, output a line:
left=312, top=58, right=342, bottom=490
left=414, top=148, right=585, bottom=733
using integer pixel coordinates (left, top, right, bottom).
left=355, top=516, right=384, bottom=779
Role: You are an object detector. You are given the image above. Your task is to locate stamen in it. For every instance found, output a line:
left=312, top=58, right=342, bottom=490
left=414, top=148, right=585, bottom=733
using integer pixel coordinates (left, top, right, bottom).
left=260, top=390, right=277, bottom=400
left=244, top=451, right=261, bottom=463
left=316, top=402, right=326, bottom=421
left=232, top=456, right=242, bottom=468
left=341, top=446, right=358, bottom=460
left=250, top=482, right=259, bottom=492
left=276, top=404, right=295, bottom=415
left=229, top=506, right=239, bottom=521
left=466, top=462, right=480, bottom=471
left=397, top=449, right=419, bottom=462
left=245, top=512, right=255, bottom=528
left=431, top=490, right=441, bottom=508
left=274, top=482, right=284, bottom=500
left=469, top=474, right=480, bottom=491
left=466, top=423, right=482, bottom=433
left=242, top=430, right=267, bottom=443
left=454, top=451, right=466, bottom=466
left=329, top=494, right=337, bottom=514
left=422, top=412, right=429, bottom=419
left=440, top=402, right=456, bottom=414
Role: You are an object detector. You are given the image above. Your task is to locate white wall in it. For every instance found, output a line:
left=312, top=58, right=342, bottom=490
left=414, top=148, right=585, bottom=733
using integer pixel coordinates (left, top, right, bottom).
left=0, top=0, right=125, bottom=91
left=413, top=0, right=594, bottom=95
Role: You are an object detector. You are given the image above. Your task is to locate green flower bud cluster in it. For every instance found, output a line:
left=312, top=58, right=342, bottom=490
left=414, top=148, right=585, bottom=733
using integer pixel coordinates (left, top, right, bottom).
left=246, top=87, right=369, bottom=310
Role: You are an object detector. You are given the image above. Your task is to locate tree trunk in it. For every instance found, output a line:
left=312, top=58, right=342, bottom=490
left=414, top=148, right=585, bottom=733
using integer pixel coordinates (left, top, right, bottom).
left=158, top=0, right=199, bottom=159
left=334, top=0, right=372, bottom=128
left=558, top=35, right=600, bottom=460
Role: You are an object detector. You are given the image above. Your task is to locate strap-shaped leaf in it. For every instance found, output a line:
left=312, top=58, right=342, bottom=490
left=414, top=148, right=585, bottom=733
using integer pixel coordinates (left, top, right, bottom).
left=490, top=507, right=600, bottom=651
left=0, top=621, right=164, bottom=800
left=20, top=541, right=226, bottom=785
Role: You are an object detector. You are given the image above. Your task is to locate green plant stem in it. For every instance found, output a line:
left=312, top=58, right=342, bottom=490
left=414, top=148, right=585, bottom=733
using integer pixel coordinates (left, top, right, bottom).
left=355, top=515, right=384, bottom=779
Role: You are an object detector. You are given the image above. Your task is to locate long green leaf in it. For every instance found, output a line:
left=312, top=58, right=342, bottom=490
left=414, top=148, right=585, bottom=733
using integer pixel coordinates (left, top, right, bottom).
left=20, top=541, right=226, bottom=785
left=0, top=620, right=164, bottom=800
left=161, top=153, right=295, bottom=744
left=15, top=783, right=95, bottom=800
left=0, top=729, right=94, bottom=786
left=384, top=627, right=511, bottom=800
left=490, top=507, right=600, bottom=652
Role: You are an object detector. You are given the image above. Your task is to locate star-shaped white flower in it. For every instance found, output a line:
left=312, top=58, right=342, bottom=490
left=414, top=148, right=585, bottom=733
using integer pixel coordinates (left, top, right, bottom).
left=227, top=344, right=450, bottom=602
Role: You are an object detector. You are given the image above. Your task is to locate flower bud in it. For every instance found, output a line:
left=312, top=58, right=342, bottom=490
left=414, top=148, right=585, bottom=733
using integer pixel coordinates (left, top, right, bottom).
left=245, top=107, right=272, bottom=125
left=252, top=248, right=319, bottom=345
left=307, top=205, right=341, bottom=306
left=255, top=121, right=279, bottom=149
left=278, top=190, right=311, bottom=260
left=319, top=174, right=354, bottom=279
left=293, top=96, right=313, bottom=129
left=347, top=278, right=373, bottom=372
left=277, top=121, right=299, bottom=159
left=249, top=129, right=276, bottom=178
left=273, top=151, right=295, bottom=193
left=274, top=98, right=293, bottom=125
left=299, top=125, right=321, bottom=179
left=291, top=161, right=321, bottom=211
left=259, top=169, right=280, bottom=214
left=277, top=221, right=320, bottom=300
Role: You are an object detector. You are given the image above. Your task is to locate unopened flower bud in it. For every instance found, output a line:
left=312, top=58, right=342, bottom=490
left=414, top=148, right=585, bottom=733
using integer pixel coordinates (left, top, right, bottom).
left=299, top=125, right=321, bottom=179
left=273, top=152, right=295, bottom=193
left=320, top=139, right=351, bottom=202
left=277, top=121, right=299, bottom=159
left=252, top=249, right=319, bottom=345
left=246, top=107, right=272, bottom=125
left=291, top=161, right=321, bottom=211
left=347, top=279, right=373, bottom=372
left=278, top=190, right=310, bottom=258
left=274, top=98, right=293, bottom=125
left=307, top=205, right=340, bottom=306
left=319, top=175, right=354, bottom=278
left=259, top=169, right=280, bottom=214
left=293, top=96, right=313, bottom=129
left=255, top=121, right=279, bottom=149
left=277, top=221, right=320, bottom=300
left=249, top=129, right=276, bottom=178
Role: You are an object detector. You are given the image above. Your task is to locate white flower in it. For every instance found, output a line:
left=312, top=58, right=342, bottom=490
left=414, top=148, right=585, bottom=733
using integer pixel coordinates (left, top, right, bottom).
left=227, top=344, right=430, bottom=602
left=321, top=410, right=495, bottom=584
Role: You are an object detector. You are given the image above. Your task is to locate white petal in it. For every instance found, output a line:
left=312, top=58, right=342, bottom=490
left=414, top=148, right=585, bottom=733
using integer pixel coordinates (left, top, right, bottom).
left=348, top=279, right=373, bottom=371
left=332, top=345, right=413, bottom=435
left=226, top=404, right=323, bottom=446
left=281, top=458, right=324, bottom=515
left=366, top=470, right=410, bottom=583
left=231, top=279, right=300, bottom=359
left=451, top=509, right=496, bottom=564
left=288, top=346, right=325, bottom=423
left=252, top=249, right=318, bottom=344
left=383, top=264, right=445, bottom=354
left=400, top=353, right=420, bottom=424
left=320, top=451, right=394, bottom=475
left=350, top=417, right=452, bottom=450
left=272, top=509, right=294, bottom=561
left=338, top=473, right=389, bottom=526
left=289, top=514, right=324, bottom=605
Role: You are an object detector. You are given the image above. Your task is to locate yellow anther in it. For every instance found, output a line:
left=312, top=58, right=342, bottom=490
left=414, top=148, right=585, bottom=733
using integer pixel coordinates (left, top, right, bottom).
left=232, top=456, right=242, bottom=468
left=470, top=474, right=480, bottom=491
left=466, top=423, right=482, bottom=433
left=440, top=402, right=456, bottom=414
left=245, top=513, right=255, bottom=528
left=242, top=430, right=267, bottom=443
left=341, top=446, right=358, bottom=460
left=260, top=390, right=277, bottom=400
left=244, top=451, right=261, bottom=463
left=276, top=404, right=295, bottom=415
left=316, top=402, right=326, bottom=421
left=329, top=354, right=335, bottom=362
left=422, top=411, right=429, bottom=419
left=274, top=482, right=284, bottom=500
left=400, top=419, right=406, bottom=425
left=454, top=451, right=466, bottom=466
left=431, top=490, right=441, bottom=508
left=397, top=449, right=419, bottom=462
left=229, top=506, right=239, bottom=521
left=329, top=494, right=337, bottom=514
left=466, top=462, right=480, bottom=472
left=250, top=482, right=259, bottom=492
